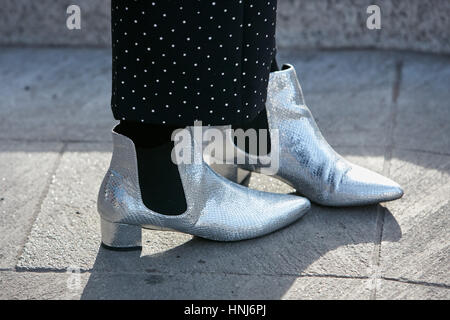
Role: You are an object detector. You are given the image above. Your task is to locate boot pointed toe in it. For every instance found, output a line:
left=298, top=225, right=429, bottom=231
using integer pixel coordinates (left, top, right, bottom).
left=327, top=164, right=404, bottom=206
left=216, top=64, right=405, bottom=207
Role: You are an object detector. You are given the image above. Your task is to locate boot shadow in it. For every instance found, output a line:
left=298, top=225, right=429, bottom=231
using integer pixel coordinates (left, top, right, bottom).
left=81, top=205, right=401, bottom=299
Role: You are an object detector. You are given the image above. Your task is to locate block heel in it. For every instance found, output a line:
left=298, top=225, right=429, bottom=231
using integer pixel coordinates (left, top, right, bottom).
left=100, top=218, right=142, bottom=251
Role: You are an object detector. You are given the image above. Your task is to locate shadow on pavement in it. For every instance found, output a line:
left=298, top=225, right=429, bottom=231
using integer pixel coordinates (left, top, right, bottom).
left=80, top=205, right=401, bottom=299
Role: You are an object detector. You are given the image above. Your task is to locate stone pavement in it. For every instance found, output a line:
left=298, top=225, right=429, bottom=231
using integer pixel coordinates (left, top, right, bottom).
left=0, top=48, right=448, bottom=299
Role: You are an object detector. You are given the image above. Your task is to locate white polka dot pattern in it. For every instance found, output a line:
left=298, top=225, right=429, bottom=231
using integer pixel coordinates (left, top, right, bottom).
left=111, top=0, right=278, bottom=125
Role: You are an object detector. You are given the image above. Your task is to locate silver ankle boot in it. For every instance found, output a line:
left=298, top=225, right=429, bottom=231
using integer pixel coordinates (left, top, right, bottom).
left=97, top=125, right=310, bottom=249
left=215, top=65, right=403, bottom=206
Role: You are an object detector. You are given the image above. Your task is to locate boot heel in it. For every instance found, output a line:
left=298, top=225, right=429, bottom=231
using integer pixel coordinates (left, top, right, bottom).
left=100, top=218, right=142, bottom=251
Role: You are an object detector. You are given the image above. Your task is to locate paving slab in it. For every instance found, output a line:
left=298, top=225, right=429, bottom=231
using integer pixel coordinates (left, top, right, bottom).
left=376, top=280, right=449, bottom=300
left=82, top=273, right=371, bottom=300
left=381, top=149, right=450, bottom=286
left=279, top=50, right=398, bottom=147
left=0, top=271, right=370, bottom=300
left=16, top=143, right=111, bottom=271
left=0, top=141, right=62, bottom=268
left=305, top=89, right=391, bottom=148
left=0, top=48, right=115, bottom=142
left=279, top=50, right=398, bottom=94
left=17, top=144, right=387, bottom=279
left=0, top=271, right=84, bottom=300
left=393, top=54, right=450, bottom=154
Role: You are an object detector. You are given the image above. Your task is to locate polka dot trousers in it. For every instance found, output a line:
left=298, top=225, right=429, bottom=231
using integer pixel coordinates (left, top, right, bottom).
left=111, top=0, right=278, bottom=126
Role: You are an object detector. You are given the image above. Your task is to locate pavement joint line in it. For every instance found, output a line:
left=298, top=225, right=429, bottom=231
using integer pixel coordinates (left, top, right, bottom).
left=8, top=268, right=373, bottom=282
left=12, top=267, right=367, bottom=280
left=2, top=138, right=450, bottom=157
left=0, top=44, right=109, bottom=50
left=3, top=46, right=448, bottom=57
left=381, top=277, right=450, bottom=290
left=369, top=59, right=403, bottom=300
left=370, top=206, right=387, bottom=300
left=392, top=147, right=450, bottom=157
left=13, top=142, right=68, bottom=268
left=0, top=138, right=111, bottom=144
left=14, top=267, right=92, bottom=274
left=5, top=268, right=450, bottom=290
left=299, top=84, right=394, bottom=96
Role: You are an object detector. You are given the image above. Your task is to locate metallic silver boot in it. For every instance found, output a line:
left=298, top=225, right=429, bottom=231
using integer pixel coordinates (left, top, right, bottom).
left=97, top=125, right=310, bottom=249
left=216, top=65, right=403, bottom=206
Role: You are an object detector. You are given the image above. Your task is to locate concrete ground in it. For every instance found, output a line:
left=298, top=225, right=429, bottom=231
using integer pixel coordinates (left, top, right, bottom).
left=0, top=48, right=449, bottom=300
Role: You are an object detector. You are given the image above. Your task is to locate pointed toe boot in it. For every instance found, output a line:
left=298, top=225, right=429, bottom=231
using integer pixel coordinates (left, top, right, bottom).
left=97, top=125, right=310, bottom=249
left=215, top=64, right=403, bottom=206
